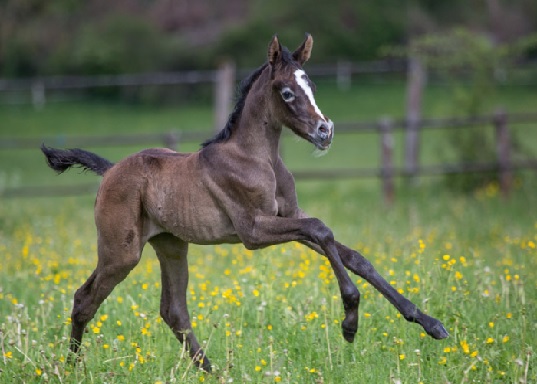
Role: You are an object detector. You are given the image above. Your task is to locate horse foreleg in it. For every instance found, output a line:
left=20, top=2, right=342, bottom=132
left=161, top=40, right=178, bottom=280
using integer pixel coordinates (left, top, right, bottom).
left=335, top=241, right=449, bottom=339
left=241, top=216, right=361, bottom=343
left=150, top=234, right=211, bottom=373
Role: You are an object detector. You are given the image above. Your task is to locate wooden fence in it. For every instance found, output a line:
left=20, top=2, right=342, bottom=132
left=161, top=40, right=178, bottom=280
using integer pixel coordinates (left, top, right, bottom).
left=0, top=60, right=406, bottom=131
left=2, top=110, right=536, bottom=203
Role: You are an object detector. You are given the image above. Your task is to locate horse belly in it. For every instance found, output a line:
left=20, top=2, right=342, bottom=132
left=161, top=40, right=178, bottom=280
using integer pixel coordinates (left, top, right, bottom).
left=149, top=191, right=238, bottom=245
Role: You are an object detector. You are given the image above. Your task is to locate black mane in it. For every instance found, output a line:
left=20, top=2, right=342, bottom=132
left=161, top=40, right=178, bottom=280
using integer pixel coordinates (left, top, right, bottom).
left=201, top=48, right=297, bottom=148
left=201, top=63, right=269, bottom=148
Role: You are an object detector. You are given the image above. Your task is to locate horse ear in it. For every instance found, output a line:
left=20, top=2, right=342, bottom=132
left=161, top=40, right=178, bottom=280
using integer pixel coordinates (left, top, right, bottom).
left=293, top=33, right=313, bottom=65
left=268, top=34, right=282, bottom=65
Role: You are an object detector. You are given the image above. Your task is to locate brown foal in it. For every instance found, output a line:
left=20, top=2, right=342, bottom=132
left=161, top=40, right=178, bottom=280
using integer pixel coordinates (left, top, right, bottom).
left=42, top=34, right=448, bottom=372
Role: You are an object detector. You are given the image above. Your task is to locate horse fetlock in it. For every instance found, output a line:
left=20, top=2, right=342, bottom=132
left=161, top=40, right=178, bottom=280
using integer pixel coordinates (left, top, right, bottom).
left=402, top=305, right=420, bottom=323
left=342, top=288, right=360, bottom=310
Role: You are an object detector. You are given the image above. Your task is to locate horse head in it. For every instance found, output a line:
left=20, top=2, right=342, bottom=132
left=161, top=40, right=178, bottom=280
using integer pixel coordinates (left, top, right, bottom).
left=267, top=34, right=334, bottom=153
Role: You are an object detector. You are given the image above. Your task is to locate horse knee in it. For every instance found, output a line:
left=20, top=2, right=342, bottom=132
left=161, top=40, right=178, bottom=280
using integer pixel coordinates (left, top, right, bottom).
left=309, top=218, right=334, bottom=244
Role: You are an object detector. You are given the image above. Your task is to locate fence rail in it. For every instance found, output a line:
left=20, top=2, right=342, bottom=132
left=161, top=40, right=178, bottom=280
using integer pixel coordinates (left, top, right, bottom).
left=2, top=110, right=536, bottom=202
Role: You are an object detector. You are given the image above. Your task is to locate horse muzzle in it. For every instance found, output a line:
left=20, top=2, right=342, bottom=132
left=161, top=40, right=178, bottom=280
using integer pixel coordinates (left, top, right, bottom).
left=314, top=119, right=334, bottom=150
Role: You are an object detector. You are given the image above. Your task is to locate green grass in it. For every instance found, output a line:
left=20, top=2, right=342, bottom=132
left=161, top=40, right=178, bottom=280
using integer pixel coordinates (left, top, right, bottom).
left=0, top=182, right=536, bottom=383
left=1, top=80, right=536, bottom=382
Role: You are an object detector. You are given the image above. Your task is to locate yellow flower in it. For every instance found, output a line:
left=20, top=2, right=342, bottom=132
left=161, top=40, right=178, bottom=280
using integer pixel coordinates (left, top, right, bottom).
left=35, top=368, right=42, bottom=376
left=485, top=337, right=494, bottom=344
left=4, top=351, right=13, bottom=359
left=506, top=312, right=512, bottom=319
left=502, top=335, right=509, bottom=343
left=117, top=335, right=125, bottom=341
left=255, top=366, right=262, bottom=372
left=274, top=377, right=282, bottom=383
left=460, top=340, right=470, bottom=354
left=399, top=354, right=405, bottom=360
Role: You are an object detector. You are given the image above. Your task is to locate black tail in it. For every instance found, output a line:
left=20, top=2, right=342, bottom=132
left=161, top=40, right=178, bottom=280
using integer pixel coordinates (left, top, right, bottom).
left=41, top=144, right=114, bottom=176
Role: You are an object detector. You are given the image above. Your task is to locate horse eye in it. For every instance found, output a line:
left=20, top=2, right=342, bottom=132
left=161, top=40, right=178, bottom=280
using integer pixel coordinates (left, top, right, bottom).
left=280, top=88, right=295, bottom=102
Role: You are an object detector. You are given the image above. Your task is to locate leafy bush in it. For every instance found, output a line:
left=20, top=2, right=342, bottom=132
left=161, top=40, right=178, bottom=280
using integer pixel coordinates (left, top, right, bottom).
left=69, top=14, right=177, bottom=75
left=211, top=0, right=405, bottom=67
left=406, top=29, right=537, bottom=192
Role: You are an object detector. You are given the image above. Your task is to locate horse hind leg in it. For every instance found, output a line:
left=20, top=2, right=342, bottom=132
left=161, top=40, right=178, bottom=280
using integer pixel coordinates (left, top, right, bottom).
left=69, top=226, right=143, bottom=357
left=149, top=233, right=211, bottom=372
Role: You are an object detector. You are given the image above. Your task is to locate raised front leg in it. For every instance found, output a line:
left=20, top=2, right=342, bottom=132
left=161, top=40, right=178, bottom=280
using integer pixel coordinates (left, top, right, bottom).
left=239, top=216, right=361, bottom=342
left=300, top=238, right=448, bottom=340
left=335, top=242, right=449, bottom=339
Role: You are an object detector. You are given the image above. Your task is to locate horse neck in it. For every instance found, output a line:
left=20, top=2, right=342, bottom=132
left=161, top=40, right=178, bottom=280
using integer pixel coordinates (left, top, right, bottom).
left=232, top=70, right=282, bottom=161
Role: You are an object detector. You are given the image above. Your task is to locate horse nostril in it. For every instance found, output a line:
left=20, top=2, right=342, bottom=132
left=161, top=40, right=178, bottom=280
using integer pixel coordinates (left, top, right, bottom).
left=317, top=123, right=330, bottom=139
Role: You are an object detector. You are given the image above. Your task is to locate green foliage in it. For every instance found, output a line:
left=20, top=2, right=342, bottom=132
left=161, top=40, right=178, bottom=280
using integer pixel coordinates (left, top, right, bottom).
left=69, top=14, right=177, bottom=75
left=404, top=28, right=537, bottom=193
left=212, top=0, right=405, bottom=67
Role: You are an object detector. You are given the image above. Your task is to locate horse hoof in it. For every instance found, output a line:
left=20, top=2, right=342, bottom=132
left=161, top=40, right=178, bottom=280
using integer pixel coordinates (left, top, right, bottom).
left=195, top=356, right=212, bottom=373
left=193, top=351, right=212, bottom=373
left=200, top=357, right=212, bottom=373
left=341, top=324, right=357, bottom=343
left=426, top=322, right=449, bottom=340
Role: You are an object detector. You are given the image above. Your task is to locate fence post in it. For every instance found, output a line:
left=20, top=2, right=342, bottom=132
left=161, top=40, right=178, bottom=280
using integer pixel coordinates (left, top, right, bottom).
left=494, top=109, right=512, bottom=198
left=214, top=60, right=236, bottom=132
left=379, top=117, right=395, bottom=205
left=404, top=56, right=425, bottom=185
left=337, top=60, right=352, bottom=91
left=31, top=80, right=45, bottom=109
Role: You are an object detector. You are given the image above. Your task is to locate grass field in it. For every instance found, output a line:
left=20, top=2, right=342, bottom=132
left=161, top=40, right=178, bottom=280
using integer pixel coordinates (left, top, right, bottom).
left=0, top=182, right=536, bottom=383
left=1, top=81, right=536, bottom=383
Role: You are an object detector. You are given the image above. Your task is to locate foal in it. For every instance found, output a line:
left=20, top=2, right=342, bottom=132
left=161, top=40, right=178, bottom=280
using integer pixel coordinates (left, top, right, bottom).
left=42, top=34, right=447, bottom=372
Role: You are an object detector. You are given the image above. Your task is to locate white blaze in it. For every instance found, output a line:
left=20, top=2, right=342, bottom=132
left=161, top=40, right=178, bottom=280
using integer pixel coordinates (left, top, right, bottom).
left=294, top=69, right=326, bottom=122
